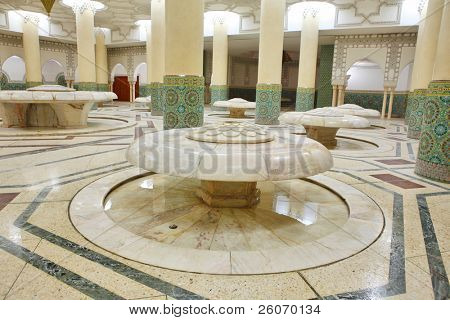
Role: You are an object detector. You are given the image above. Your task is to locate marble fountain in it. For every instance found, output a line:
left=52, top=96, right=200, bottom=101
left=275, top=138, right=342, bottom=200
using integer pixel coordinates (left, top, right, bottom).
left=337, top=104, right=381, bottom=118
left=279, top=107, right=370, bottom=148
left=134, top=96, right=152, bottom=110
left=0, top=85, right=117, bottom=128
left=213, top=98, right=256, bottom=118
left=69, top=121, right=384, bottom=274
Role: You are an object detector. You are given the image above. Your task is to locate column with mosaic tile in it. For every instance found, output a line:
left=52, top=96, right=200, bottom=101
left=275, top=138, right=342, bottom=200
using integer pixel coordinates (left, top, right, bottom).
left=255, top=0, right=286, bottom=125
left=407, top=0, right=444, bottom=138
left=296, top=6, right=320, bottom=111
left=210, top=15, right=229, bottom=105
left=22, top=13, right=43, bottom=88
left=163, top=0, right=204, bottom=129
left=415, top=1, right=450, bottom=182
left=150, top=0, right=165, bottom=116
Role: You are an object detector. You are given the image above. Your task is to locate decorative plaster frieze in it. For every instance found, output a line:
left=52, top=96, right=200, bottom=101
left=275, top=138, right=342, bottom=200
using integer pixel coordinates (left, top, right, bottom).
left=332, top=33, right=417, bottom=86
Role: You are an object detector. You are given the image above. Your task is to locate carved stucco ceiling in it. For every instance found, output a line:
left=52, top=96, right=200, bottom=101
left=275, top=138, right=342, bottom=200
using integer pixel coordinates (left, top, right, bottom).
left=1, top=1, right=387, bottom=28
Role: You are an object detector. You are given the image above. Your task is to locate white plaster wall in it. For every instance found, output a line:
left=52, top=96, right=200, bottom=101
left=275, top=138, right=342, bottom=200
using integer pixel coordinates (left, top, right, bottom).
left=396, top=62, right=413, bottom=91
left=2, top=55, right=26, bottom=81
left=399, top=46, right=416, bottom=72
left=346, top=66, right=384, bottom=91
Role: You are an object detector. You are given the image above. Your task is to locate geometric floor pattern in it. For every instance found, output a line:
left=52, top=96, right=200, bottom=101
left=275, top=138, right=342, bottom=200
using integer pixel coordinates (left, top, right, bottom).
left=0, top=104, right=448, bottom=299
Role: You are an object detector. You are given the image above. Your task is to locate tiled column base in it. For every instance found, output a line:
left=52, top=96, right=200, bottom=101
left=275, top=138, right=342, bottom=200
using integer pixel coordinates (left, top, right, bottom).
left=210, top=85, right=228, bottom=106
left=415, top=81, right=449, bottom=182
left=163, top=75, right=204, bottom=129
left=150, top=82, right=164, bottom=116
left=255, top=83, right=282, bottom=125
left=26, top=81, right=43, bottom=88
left=406, top=89, right=427, bottom=139
left=96, top=83, right=109, bottom=92
left=139, top=84, right=152, bottom=97
left=295, top=87, right=315, bottom=112
left=77, top=82, right=98, bottom=91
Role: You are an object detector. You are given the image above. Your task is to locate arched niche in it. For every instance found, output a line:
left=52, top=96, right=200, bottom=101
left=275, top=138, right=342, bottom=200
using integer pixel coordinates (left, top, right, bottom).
left=2, top=56, right=26, bottom=82
left=42, top=59, right=65, bottom=84
left=134, top=62, right=147, bottom=84
left=346, top=59, right=384, bottom=91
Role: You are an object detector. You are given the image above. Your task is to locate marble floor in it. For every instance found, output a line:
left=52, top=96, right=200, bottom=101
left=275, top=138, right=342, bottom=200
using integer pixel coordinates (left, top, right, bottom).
left=0, top=104, right=448, bottom=300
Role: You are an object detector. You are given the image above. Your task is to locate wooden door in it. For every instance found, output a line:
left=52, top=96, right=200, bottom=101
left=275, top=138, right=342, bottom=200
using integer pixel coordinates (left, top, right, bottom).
left=135, top=76, right=140, bottom=98
left=113, top=76, right=130, bottom=101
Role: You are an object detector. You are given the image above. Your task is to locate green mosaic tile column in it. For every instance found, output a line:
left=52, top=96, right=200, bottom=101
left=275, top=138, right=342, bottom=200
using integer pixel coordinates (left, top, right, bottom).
left=77, top=82, right=98, bottom=91
left=97, top=83, right=109, bottom=92
left=405, top=91, right=414, bottom=123
left=210, top=85, right=228, bottom=106
left=255, top=84, right=282, bottom=125
left=150, top=82, right=164, bottom=116
left=406, top=89, right=427, bottom=139
left=26, top=81, right=43, bottom=88
left=295, top=87, right=315, bottom=111
left=316, top=45, right=334, bottom=108
left=163, top=75, right=204, bottom=129
left=139, top=84, right=152, bottom=97
left=415, top=81, right=449, bottom=182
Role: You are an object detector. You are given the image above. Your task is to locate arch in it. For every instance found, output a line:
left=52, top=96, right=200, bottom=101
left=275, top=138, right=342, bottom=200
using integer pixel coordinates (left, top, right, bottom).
left=42, top=59, right=65, bottom=84
left=110, top=63, right=128, bottom=82
left=133, top=62, right=147, bottom=83
left=2, top=56, right=26, bottom=82
left=346, top=58, right=384, bottom=91
left=396, top=62, right=414, bottom=91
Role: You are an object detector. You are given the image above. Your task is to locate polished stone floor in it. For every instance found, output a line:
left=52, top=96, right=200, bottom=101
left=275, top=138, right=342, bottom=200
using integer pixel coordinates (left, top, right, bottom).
left=0, top=103, right=448, bottom=299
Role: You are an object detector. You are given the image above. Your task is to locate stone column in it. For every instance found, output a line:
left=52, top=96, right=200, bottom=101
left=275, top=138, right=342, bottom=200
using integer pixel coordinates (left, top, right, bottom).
left=22, top=14, right=43, bottom=87
left=296, top=7, right=319, bottom=111
left=129, top=78, right=135, bottom=102
left=387, top=87, right=395, bottom=119
left=95, top=28, right=109, bottom=92
left=150, top=0, right=165, bottom=116
left=336, top=85, right=344, bottom=106
left=163, top=0, right=204, bottom=129
left=73, top=1, right=98, bottom=91
left=331, top=85, right=337, bottom=107
left=415, top=0, right=450, bottom=182
left=381, top=87, right=388, bottom=118
left=407, top=0, right=444, bottom=139
left=210, top=17, right=229, bottom=106
left=255, top=0, right=286, bottom=125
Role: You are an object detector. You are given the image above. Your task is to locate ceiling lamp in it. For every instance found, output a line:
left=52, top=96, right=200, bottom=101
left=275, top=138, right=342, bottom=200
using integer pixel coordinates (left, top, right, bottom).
left=40, top=0, right=56, bottom=15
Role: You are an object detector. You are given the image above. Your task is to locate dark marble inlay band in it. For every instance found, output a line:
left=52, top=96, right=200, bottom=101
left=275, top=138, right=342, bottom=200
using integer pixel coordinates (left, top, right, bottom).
left=416, top=193, right=450, bottom=300
left=10, top=187, right=205, bottom=300
left=0, top=235, right=124, bottom=300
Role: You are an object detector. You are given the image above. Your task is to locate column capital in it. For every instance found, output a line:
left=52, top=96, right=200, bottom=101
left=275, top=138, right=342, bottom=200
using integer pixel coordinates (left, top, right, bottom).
left=417, top=0, right=427, bottom=14
left=71, top=0, right=98, bottom=15
left=94, top=27, right=106, bottom=37
left=303, top=6, right=320, bottom=18
left=23, top=13, right=40, bottom=25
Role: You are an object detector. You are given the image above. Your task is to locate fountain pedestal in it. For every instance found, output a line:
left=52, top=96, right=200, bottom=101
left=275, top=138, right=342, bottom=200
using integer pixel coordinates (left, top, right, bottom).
left=197, top=180, right=260, bottom=208
left=304, top=126, right=339, bottom=148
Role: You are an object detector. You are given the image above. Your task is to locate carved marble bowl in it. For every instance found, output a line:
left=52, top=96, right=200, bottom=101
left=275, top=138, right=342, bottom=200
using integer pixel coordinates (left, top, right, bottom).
left=337, top=104, right=381, bottom=118
left=213, top=98, right=256, bottom=118
left=0, top=85, right=117, bottom=128
left=279, top=107, right=370, bottom=148
left=127, top=122, right=333, bottom=208
left=134, top=96, right=152, bottom=110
